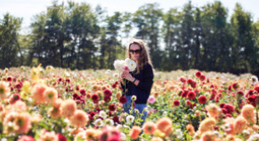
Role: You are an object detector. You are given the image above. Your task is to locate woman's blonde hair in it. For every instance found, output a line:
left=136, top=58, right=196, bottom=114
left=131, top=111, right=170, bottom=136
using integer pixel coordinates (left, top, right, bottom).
left=126, top=38, right=154, bottom=74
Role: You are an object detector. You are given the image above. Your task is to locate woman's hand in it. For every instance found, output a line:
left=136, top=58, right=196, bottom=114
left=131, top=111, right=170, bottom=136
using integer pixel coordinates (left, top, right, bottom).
left=122, top=71, right=134, bottom=82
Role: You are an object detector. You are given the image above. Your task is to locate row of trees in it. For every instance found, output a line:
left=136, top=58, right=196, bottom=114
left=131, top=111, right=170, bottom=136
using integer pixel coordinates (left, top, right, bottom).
left=0, top=0, right=259, bottom=77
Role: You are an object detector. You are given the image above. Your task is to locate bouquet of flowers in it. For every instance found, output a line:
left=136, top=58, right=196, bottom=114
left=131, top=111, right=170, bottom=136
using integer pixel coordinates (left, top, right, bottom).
left=113, top=58, right=136, bottom=91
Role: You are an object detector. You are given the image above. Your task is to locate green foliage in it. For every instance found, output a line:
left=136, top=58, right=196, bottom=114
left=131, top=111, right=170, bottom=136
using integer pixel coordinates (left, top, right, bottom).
left=0, top=1, right=258, bottom=77
left=0, top=13, right=23, bottom=68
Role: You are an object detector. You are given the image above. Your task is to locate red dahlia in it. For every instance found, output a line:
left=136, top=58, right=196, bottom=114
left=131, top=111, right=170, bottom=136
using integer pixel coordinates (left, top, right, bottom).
left=119, top=96, right=127, bottom=104
left=198, top=95, right=207, bottom=104
left=80, top=89, right=86, bottom=95
left=15, top=83, right=22, bottom=88
left=112, top=83, right=117, bottom=88
left=89, top=111, right=96, bottom=117
left=180, top=77, right=187, bottom=83
left=73, top=93, right=79, bottom=99
left=65, top=78, right=70, bottom=83
left=109, top=104, right=116, bottom=111
left=9, top=93, right=20, bottom=104
left=195, top=71, right=201, bottom=78
left=237, top=91, right=244, bottom=96
left=185, top=100, right=191, bottom=106
left=224, top=104, right=235, bottom=113
left=232, top=83, right=239, bottom=90
left=187, top=91, right=196, bottom=100
left=7, top=77, right=12, bottom=82
left=173, top=100, right=180, bottom=106
left=191, top=81, right=197, bottom=88
left=13, top=93, right=20, bottom=100
left=194, top=89, right=200, bottom=95
left=104, top=95, right=111, bottom=103
left=187, top=79, right=193, bottom=84
left=248, top=95, right=256, bottom=103
left=181, top=90, right=189, bottom=98
left=58, top=78, right=62, bottom=82
left=113, top=116, right=119, bottom=124
left=91, top=94, right=99, bottom=103
left=104, top=89, right=112, bottom=97
left=199, top=75, right=205, bottom=81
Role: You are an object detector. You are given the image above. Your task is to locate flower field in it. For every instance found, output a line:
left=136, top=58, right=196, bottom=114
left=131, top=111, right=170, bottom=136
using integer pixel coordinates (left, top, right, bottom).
left=0, top=65, right=259, bottom=141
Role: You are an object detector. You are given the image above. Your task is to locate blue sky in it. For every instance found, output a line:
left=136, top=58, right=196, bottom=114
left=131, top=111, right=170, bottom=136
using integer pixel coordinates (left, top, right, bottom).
left=0, top=0, right=259, bottom=35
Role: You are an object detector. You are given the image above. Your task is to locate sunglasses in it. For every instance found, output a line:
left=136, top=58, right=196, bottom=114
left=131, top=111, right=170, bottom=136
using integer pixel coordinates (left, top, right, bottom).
left=129, top=49, right=141, bottom=54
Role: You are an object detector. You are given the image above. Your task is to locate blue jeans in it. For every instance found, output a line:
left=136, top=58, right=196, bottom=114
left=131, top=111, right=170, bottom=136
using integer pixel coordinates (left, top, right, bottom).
left=123, top=95, right=147, bottom=127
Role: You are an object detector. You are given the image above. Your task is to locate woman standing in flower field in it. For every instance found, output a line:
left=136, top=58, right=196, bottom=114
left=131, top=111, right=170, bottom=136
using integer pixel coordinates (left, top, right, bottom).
left=120, top=38, right=154, bottom=126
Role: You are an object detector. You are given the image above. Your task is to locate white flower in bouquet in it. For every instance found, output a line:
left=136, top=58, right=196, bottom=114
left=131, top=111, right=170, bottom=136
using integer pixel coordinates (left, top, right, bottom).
left=105, top=119, right=114, bottom=126
left=94, top=119, right=103, bottom=127
left=126, top=115, right=135, bottom=124
left=113, top=59, right=125, bottom=72
left=113, top=58, right=136, bottom=73
left=99, top=110, right=107, bottom=119
left=125, top=58, right=136, bottom=72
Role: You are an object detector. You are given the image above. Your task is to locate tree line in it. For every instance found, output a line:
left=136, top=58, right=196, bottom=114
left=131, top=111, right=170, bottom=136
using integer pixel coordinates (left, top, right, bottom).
left=0, top=0, right=259, bottom=77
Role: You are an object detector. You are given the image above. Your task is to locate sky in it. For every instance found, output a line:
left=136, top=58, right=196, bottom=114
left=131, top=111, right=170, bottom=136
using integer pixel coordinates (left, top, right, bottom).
left=0, top=0, right=259, bottom=35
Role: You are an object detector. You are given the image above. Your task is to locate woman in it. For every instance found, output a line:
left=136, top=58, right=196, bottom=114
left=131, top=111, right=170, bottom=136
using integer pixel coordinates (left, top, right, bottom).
left=119, top=38, right=154, bottom=126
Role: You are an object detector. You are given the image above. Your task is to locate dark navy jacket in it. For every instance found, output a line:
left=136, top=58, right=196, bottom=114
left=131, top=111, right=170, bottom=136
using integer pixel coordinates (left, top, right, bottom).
left=120, top=62, right=154, bottom=104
